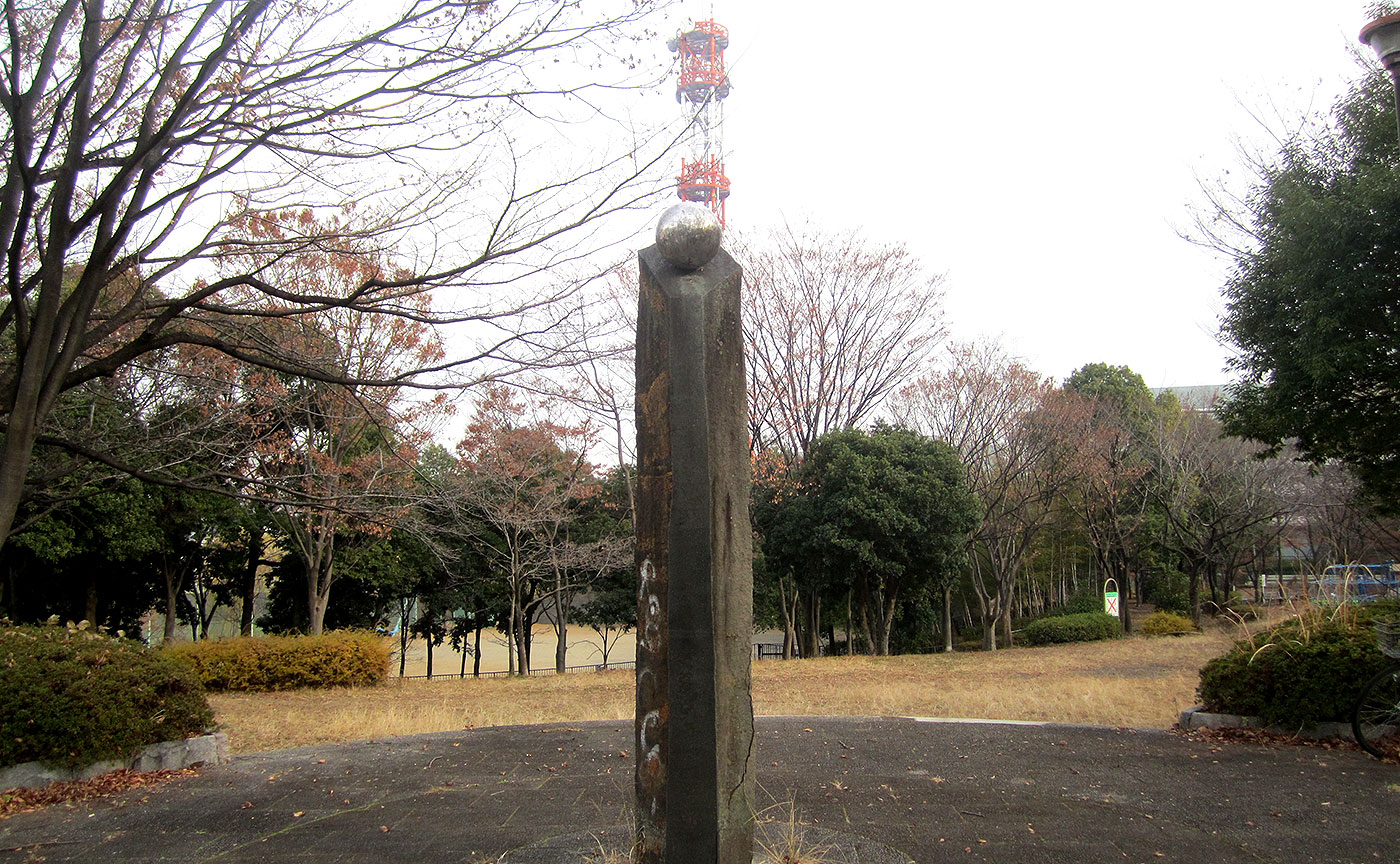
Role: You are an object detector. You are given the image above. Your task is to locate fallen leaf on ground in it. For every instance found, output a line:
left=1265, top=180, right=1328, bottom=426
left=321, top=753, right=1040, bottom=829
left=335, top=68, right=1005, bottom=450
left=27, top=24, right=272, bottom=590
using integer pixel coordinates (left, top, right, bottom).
left=0, top=769, right=197, bottom=819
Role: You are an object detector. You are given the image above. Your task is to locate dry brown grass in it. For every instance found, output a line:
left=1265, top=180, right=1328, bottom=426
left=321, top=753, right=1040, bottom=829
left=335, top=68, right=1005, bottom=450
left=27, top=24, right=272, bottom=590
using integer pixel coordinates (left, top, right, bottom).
left=210, top=627, right=1236, bottom=755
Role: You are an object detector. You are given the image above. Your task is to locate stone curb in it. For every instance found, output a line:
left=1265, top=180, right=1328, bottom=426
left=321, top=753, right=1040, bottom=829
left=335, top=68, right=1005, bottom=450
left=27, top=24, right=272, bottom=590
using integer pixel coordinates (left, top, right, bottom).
left=0, top=732, right=229, bottom=791
left=1178, top=705, right=1355, bottom=741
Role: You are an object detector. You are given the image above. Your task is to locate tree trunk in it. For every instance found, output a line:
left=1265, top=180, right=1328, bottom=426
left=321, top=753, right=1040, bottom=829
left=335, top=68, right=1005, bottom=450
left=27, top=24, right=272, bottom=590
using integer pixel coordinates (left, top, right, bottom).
left=398, top=599, right=410, bottom=677
left=857, top=587, right=875, bottom=655
left=84, top=572, right=98, bottom=627
left=507, top=588, right=518, bottom=676
left=426, top=622, right=434, bottom=678
left=879, top=589, right=898, bottom=656
left=306, top=550, right=334, bottom=636
left=459, top=623, right=469, bottom=679
left=473, top=623, right=482, bottom=677
left=308, top=583, right=331, bottom=635
left=554, top=578, right=568, bottom=675
left=163, top=566, right=182, bottom=643
left=942, top=584, right=954, bottom=653
left=846, top=590, right=854, bottom=656
left=1188, top=566, right=1202, bottom=627
left=515, top=611, right=530, bottom=676
left=240, top=532, right=263, bottom=637
left=802, top=592, right=820, bottom=658
left=777, top=575, right=797, bottom=660
left=200, top=594, right=216, bottom=640
left=0, top=406, right=42, bottom=553
left=979, top=591, right=997, bottom=651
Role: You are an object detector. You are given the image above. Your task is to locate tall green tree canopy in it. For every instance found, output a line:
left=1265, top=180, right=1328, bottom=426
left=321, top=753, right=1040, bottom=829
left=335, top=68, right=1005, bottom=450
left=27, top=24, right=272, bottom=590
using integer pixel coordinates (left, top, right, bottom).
left=764, top=425, right=978, bottom=656
left=1065, top=363, right=1154, bottom=416
left=1218, top=66, right=1400, bottom=509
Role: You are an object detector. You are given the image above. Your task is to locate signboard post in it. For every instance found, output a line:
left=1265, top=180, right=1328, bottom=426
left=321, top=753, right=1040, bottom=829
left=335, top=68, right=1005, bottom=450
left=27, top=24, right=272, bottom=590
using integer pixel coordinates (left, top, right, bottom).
left=1104, top=578, right=1120, bottom=617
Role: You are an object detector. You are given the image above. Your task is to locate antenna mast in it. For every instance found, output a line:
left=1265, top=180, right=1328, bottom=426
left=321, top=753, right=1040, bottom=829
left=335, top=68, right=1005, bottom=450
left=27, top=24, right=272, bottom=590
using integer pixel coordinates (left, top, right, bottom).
left=668, top=19, right=731, bottom=226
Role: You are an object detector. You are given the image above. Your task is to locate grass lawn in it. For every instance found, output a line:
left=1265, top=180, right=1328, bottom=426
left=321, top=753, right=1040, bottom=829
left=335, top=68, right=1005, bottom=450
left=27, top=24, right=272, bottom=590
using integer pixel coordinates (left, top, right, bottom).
left=211, top=627, right=1236, bottom=754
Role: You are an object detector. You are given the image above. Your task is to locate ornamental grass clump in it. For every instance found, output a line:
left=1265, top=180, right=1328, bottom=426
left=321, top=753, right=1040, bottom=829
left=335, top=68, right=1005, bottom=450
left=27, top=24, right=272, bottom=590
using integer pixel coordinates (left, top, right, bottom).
left=0, top=622, right=213, bottom=770
left=1197, top=604, right=1390, bottom=729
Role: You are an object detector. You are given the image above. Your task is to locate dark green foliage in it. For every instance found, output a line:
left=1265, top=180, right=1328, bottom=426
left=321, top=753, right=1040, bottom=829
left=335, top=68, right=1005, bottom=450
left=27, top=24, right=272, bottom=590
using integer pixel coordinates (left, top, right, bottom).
left=1064, top=363, right=1154, bottom=416
left=0, top=478, right=165, bottom=633
left=575, top=568, right=636, bottom=637
left=1357, top=598, right=1400, bottom=625
left=1022, top=612, right=1122, bottom=646
left=257, top=559, right=392, bottom=635
left=1218, top=66, right=1400, bottom=510
left=1058, top=591, right=1105, bottom=616
left=0, top=625, right=213, bottom=769
left=888, top=585, right=939, bottom=655
left=163, top=632, right=389, bottom=691
left=1140, top=570, right=1190, bottom=615
left=758, top=425, right=979, bottom=655
left=1141, top=611, right=1196, bottom=636
left=1197, top=618, right=1390, bottom=728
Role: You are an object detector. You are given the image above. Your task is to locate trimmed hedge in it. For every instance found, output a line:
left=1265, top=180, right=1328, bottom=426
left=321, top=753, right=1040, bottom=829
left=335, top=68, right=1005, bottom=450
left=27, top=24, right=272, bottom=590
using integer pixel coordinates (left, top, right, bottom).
left=1197, top=618, right=1389, bottom=728
left=164, top=632, right=390, bottom=692
left=1, top=624, right=213, bottom=770
left=1141, top=611, right=1196, bottom=637
left=1058, top=592, right=1105, bottom=616
left=1023, top=612, right=1122, bottom=646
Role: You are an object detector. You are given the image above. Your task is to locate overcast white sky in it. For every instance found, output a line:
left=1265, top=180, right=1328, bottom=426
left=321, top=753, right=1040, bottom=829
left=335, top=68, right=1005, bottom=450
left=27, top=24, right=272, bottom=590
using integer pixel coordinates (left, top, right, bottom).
left=653, top=2, right=1380, bottom=389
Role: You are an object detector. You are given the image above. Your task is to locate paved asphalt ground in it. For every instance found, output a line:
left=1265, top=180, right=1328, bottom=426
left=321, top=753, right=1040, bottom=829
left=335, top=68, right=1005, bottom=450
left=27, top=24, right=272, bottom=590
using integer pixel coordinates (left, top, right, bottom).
left=1, top=717, right=1396, bottom=864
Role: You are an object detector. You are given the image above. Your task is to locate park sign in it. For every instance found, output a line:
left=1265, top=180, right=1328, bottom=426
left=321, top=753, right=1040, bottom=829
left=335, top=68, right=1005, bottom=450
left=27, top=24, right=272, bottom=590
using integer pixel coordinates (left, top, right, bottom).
left=1104, top=579, right=1119, bottom=617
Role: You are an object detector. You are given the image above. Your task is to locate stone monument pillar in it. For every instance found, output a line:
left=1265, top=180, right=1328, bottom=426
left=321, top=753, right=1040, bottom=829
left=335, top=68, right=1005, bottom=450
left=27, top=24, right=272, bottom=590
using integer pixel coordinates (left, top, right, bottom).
left=634, top=203, right=754, bottom=864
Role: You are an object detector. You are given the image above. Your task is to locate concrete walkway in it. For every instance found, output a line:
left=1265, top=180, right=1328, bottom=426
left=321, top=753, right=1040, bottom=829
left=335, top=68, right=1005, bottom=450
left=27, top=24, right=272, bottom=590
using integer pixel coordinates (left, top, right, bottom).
left=1, top=717, right=1395, bottom=863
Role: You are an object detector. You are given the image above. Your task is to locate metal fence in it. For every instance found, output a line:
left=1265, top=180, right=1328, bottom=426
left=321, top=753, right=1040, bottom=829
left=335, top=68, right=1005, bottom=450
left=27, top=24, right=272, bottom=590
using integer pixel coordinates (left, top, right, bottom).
left=399, top=643, right=803, bottom=680
left=397, top=659, right=636, bottom=681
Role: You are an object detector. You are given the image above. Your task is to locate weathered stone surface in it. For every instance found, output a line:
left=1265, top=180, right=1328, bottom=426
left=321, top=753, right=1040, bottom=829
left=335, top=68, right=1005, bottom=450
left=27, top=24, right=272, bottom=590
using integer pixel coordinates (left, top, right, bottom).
left=0, top=733, right=231, bottom=791
left=635, top=242, right=754, bottom=864
left=1178, top=706, right=1358, bottom=741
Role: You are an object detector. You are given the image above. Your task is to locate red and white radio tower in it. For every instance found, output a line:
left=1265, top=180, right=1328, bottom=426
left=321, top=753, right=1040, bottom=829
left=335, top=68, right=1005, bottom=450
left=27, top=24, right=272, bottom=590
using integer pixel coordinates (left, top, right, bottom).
left=669, top=19, right=731, bottom=226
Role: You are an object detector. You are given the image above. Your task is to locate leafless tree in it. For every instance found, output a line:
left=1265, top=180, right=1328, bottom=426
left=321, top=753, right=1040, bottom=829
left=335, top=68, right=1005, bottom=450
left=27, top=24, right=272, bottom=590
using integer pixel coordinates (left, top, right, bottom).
left=1257, top=459, right=1400, bottom=600
left=454, top=386, right=611, bottom=675
left=734, top=222, right=947, bottom=462
left=1147, top=407, right=1296, bottom=624
left=726, top=222, right=946, bottom=651
left=1061, top=391, right=1155, bottom=601
left=0, top=0, right=679, bottom=549
left=893, top=341, right=1082, bottom=650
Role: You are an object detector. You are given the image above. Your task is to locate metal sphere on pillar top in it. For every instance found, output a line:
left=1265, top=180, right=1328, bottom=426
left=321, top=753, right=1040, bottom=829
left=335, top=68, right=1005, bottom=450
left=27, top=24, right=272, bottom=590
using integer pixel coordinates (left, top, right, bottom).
left=656, top=203, right=722, bottom=271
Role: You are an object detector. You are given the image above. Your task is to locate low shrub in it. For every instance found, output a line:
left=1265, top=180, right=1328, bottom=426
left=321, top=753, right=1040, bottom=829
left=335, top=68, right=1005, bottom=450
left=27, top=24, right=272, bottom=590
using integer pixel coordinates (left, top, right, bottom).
left=1357, top=598, right=1400, bottom=625
left=164, top=631, right=390, bottom=692
left=0, top=623, right=213, bottom=770
left=1022, top=612, right=1122, bottom=646
left=1141, top=611, right=1195, bottom=637
left=1197, top=616, right=1389, bottom=728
